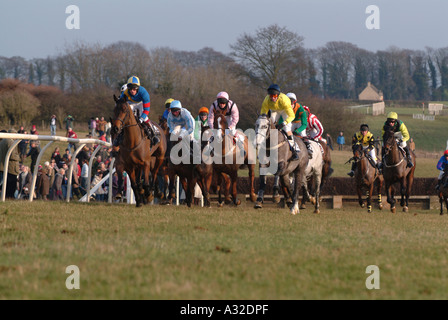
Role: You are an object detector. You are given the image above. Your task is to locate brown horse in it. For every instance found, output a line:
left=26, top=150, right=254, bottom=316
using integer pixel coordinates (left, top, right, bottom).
left=111, top=95, right=166, bottom=207
left=349, top=143, right=384, bottom=212
left=438, top=169, right=448, bottom=215
left=382, top=126, right=416, bottom=213
left=212, top=109, right=257, bottom=205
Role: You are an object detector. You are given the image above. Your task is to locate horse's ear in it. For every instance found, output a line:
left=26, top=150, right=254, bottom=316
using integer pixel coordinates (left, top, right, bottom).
left=113, top=94, right=118, bottom=102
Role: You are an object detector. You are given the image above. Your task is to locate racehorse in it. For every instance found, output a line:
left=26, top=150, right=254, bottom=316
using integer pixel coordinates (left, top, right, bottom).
left=348, top=143, right=384, bottom=212
left=254, top=113, right=309, bottom=215
left=382, top=126, right=416, bottom=213
left=298, top=139, right=324, bottom=214
left=111, top=95, right=167, bottom=207
left=212, top=109, right=257, bottom=205
left=438, top=168, right=448, bottom=215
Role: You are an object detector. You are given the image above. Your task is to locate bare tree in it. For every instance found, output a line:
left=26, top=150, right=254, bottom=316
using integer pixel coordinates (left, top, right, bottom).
left=230, top=24, right=305, bottom=89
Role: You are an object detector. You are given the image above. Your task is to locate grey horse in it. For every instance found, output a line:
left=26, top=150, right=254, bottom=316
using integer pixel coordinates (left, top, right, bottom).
left=254, top=114, right=309, bottom=215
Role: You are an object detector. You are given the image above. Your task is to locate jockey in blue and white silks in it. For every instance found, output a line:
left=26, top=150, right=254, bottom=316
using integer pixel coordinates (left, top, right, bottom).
left=167, top=100, right=195, bottom=140
left=119, top=75, right=159, bottom=144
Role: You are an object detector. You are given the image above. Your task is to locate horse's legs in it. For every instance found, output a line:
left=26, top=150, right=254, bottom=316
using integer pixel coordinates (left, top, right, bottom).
left=440, top=193, right=444, bottom=215
left=386, top=182, right=396, bottom=213
left=291, top=170, right=305, bottom=215
left=367, top=184, right=374, bottom=213
left=357, top=185, right=365, bottom=208
left=280, top=174, right=292, bottom=206
left=129, top=170, right=142, bottom=207
left=272, top=175, right=281, bottom=204
left=248, top=163, right=257, bottom=202
left=377, top=177, right=383, bottom=210
left=313, top=174, right=322, bottom=214
left=230, top=172, right=240, bottom=206
left=255, top=174, right=267, bottom=208
left=300, top=183, right=310, bottom=210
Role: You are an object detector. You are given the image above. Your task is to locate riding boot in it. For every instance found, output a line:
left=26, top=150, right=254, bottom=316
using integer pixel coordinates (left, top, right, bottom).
left=287, top=136, right=299, bottom=161
left=376, top=161, right=383, bottom=174
left=347, top=162, right=357, bottom=177
left=436, top=179, right=442, bottom=191
left=144, top=122, right=160, bottom=145
left=404, top=146, right=413, bottom=168
left=304, top=138, right=313, bottom=156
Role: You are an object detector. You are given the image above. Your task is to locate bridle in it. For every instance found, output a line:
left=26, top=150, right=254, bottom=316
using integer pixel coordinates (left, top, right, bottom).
left=112, top=101, right=138, bottom=136
left=383, top=131, right=405, bottom=168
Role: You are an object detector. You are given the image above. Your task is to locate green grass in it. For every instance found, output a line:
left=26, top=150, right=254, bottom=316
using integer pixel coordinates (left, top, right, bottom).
left=1, top=201, right=448, bottom=300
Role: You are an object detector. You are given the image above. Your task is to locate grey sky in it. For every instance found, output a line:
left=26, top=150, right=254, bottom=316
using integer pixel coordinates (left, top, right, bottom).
left=1, top=0, right=447, bottom=60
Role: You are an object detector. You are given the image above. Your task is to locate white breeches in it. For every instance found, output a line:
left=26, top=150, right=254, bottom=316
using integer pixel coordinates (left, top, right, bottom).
left=270, top=111, right=292, bottom=132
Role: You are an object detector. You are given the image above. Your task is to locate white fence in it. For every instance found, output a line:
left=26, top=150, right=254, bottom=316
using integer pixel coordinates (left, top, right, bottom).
left=372, top=102, right=385, bottom=116
left=412, top=114, right=435, bottom=121
left=0, top=132, right=116, bottom=203
left=428, top=103, right=444, bottom=115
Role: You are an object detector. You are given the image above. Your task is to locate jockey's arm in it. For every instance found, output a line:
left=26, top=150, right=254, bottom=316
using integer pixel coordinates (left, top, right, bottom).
left=399, top=122, right=410, bottom=142
left=228, top=103, right=239, bottom=130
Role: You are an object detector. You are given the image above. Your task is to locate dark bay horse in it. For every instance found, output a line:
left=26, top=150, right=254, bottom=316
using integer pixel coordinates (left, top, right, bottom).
left=111, top=95, right=167, bottom=207
left=349, top=143, right=384, bottom=213
left=254, top=114, right=309, bottom=214
left=382, top=126, right=416, bottom=213
left=212, top=109, right=257, bottom=205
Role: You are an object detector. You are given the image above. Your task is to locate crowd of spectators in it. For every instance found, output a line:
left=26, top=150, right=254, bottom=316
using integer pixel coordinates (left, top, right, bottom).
left=0, top=118, right=118, bottom=202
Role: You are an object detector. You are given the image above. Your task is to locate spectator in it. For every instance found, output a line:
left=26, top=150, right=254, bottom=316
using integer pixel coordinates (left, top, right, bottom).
left=26, top=141, right=39, bottom=174
left=17, top=165, right=32, bottom=199
left=337, top=131, right=345, bottom=151
left=71, top=158, right=82, bottom=200
left=89, top=117, right=97, bottom=136
left=17, top=126, right=25, bottom=134
left=66, top=127, right=78, bottom=154
left=30, top=125, right=40, bottom=150
left=0, top=130, right=21, bottom=199
left=18, top=131, right=29, bottom=164
left=80, top=158, right=90, bottom=196
left=51, top=147, right=62, bottom=166
left=47, top=160, right=57, bottom=194
left=50, top=115, right=57, bottom=136
left=97, top=117, right=107, bottom=137
left=62, top=148, right=72, bottom=164
left=76, top=145, right=90, bottom=166
left=36, top=165, right=50, bottom=200
left=409, top=138, right=416, bottom=152
left=64, top=115, right=75, bottom=131
left=91, top=170, right=107, bottom=201
left=51, top=168, right=65, bottom=201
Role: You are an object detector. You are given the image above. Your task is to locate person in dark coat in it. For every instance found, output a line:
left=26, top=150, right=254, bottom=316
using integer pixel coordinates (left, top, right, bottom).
left=26, top=141, right=39, bottom=174
left=36, top=166, right=50, bottom=200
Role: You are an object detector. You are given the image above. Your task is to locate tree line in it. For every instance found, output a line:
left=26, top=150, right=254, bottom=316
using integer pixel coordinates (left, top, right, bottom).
left=3, top=24, right=446, bottom=134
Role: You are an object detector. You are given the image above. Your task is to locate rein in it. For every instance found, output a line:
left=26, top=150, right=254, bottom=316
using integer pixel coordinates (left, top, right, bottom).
left=113, top=103, right=146, bottom=152
left=383, top=137, right=405, bottom=168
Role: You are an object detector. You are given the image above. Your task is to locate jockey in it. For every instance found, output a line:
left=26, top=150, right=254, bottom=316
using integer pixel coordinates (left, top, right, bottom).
left=285, top=92, right=313, bottom=156
left=260, top=84, right=299, bottom=160
left=303, top=105, right=325, bottom=142
left=194, top=107, right=209, bottom=141
left=347, top=124, right=382, bottom=177
left=167, top=100, right=196, bottom=141
left=119, top=75, right=159, bottom=145
left=381, top=111, right=413, bottom=168
left=436, top=150, right=448, bottom=190
left=207, top=91, right=244, bottom=150
left=162, top=98, right=174, bottom=121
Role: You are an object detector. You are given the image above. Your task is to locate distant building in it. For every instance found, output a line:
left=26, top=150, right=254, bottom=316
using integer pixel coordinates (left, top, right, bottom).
left=358, top=82, right=383, bottom=101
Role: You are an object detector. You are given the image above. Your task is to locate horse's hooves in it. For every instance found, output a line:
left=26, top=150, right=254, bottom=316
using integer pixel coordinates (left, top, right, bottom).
left=250, top=194, right=257, bottom=202
left=218, top=202, right=224, bottom=208
left=403, top=206, right=408, bottom=213
left=254, top=202, right=262, bottom=209
left=360, top=203, right=365, bottom=208
left=367, top=209, right=372, bottom=213
left=314, top=209, right=320, bottom=214
left=136, top=203, right=143, bottom=208
left=290, top=208, right=299, bottom=215
left=273, top=195, right=280, bottom=204
left=286, top=198, right=293, bottom=206
left=300, top=204, right=306, bottom=210
left=391, top=207, right=396, bottom=213
left=379, top=204, right=383, bottom=210
left=224, top=199, right=232, bottom=205
left=235, top=199, right=241, bottom=206
left=310, top=197, right=316, bottom=205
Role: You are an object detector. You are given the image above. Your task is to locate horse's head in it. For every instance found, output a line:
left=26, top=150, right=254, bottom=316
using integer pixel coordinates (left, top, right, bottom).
left=213, top=109, right=227, bottom=142
left=158, top=116, right=169, bottom=135
left=111, top=95, right=131, bottom=138
left=352, top=143, right=364, bottom=161
left=255, top=114, right=271, bottom=146
left=382, top=125, right=396, bottom=157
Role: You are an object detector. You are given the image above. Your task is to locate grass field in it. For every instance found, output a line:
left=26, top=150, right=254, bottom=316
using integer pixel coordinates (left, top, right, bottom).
left=1, top=201, right=447, bottom=300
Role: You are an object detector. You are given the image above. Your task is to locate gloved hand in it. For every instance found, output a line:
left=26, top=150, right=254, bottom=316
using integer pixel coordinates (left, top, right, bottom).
left=275, top=122, right=286, bottom=130
left=139, top=117, right=144, bottom=124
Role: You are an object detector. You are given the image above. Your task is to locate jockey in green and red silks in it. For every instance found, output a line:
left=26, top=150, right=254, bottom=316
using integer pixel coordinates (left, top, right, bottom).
left=381, top=111, right=413, bottom=168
